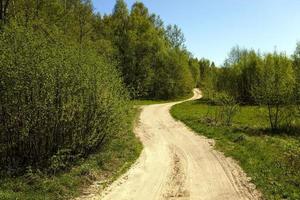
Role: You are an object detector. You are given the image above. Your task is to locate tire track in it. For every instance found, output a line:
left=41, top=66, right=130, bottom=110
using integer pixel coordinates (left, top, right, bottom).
left=162, top=145, right=189, bottom=200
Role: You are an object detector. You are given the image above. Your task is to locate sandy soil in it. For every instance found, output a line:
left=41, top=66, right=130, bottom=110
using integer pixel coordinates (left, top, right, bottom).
left=76, top=89, right=261, bottom=200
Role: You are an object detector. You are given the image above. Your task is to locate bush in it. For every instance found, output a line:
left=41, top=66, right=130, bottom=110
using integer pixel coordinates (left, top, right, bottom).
left=0, top=23, right=130, bottom=174
left=203, top=92, right=239, bottom=126
left=215, top=93, right=239, bottom=126
left=251, top=53, right=296, bottom=130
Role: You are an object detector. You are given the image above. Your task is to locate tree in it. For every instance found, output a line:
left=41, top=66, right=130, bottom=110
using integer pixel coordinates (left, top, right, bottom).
left=201, top=63, right=219, bottom=100
left=102, top=0, right=129, bottom=48
left=189, top=58, right=200, bottom=87
left=152, top=49, right=193, bottom=99
left=199, top=58, right=211, bottom=86
left=165, top=24, right=186, bottom=49
left=113, top=0, right=128, bottom=19
left=252, top=53, right=296, bottom=130
left=123, top=2, right=156, bottom=97
left=224, top=46, right=247, bottom=66
left=110, top=0, right=129, bottom=43
left=0, top=0, right=10, bottom=25
left=292, top=42, right=300, bottom=107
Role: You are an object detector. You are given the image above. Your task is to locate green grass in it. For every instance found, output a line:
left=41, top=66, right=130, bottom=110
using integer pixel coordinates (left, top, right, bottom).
left=132, top=92, right=194, bottom=106
left=132, top=99, right=171, bottom=105
left=0, top=109, right=142, bottom=200
left=171, top=100, right=300, bottom=200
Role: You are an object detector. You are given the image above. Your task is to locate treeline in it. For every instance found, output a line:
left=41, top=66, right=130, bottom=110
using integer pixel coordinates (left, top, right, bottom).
left=0, top=0, right=197, bottom=175
left=199, top=45, right=300, bottom=131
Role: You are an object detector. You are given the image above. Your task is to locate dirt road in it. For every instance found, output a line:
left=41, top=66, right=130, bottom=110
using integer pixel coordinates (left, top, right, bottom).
left=80, top=89, right=261, bottom=200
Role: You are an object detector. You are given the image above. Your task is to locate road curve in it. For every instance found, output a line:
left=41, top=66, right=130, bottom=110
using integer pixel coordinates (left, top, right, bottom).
left=84, top=89, right=261, bottom=200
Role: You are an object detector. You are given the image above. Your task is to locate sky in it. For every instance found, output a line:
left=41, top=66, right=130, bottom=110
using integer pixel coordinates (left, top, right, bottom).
left=92, top=0, right=300, bottom=65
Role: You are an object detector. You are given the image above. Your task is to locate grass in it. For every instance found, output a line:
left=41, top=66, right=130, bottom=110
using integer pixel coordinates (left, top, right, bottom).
left=0, top=108, right=142, bottom=200
left=171, top=99, right=300, bottom=200
left=132, top=92, right=194, bottom=106
left=132, top=99, right=171, bottom=105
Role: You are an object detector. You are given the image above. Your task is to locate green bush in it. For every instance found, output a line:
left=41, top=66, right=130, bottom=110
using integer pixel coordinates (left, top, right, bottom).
left=202, top=93, right=239, bottom=126
left=214, top=92, right=239, bottom=126
left=0, top=23, right=130, bottom=174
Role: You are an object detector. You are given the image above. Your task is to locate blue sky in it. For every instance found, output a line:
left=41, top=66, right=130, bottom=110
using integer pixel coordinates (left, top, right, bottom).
left=92, top=0, right=300, bottom=65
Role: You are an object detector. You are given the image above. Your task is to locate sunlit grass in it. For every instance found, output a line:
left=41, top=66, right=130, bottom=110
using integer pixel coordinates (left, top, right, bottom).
left=132, top=92, right=194, bottom=106
left=171, top=100, right=300, bottom=200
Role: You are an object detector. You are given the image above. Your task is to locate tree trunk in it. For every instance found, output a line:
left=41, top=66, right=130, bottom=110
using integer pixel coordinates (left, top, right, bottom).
left=1, top=0, right=10, bottom=24
left=274, top=104, right=279, bottom=130
left=267, top=104, right=274, bottom=130
left=0, top=0, right=3, bottom=21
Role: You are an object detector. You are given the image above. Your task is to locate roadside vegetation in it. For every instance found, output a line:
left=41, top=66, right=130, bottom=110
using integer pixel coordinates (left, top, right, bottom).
left=0, top=0, right=198, bottom=199
left=132, top=91, right=194, bottom=106
left=0, top=108, right=142, bottom=200
left=172, top=46, right=300, bottom=199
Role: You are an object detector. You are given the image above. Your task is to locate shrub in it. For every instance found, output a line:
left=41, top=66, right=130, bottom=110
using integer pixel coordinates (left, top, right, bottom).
left=0, top=23, right=130, bottom=174
left=203, top=92, right=239, bottom=126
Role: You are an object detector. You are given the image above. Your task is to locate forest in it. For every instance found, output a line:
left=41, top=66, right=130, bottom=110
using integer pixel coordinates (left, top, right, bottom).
left=0, top=0, right=198, bottom=176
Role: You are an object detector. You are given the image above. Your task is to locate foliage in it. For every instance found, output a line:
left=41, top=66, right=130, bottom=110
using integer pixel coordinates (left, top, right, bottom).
left=165, top=24, right=186, bottom=49
left=0, top=108, right=142, bottom=200
left=200, top=93, right=239, bottom=126
left=214, top=93, right=239, bottom=126
left=200, top=47, right=298, bottom=131
left=102, top=0, right=197, bottom=99
left=251, top=53, right=296, bottom=130
left=198, top=59, right=217, bottom=102
left=0, top=23, right=130, bottom=174
left=293, top=43, right=300, bottom=114
left=189, top=58, right=200, bottom=87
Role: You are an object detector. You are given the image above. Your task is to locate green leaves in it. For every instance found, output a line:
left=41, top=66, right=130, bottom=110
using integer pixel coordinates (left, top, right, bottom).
left=0, top=23, right=130, bottom=174
left=103, top=1, right=195, bottom=99
left=251, top=53, right=296, bottom=130
left=253, top=53, right=295, bottom=106
left=202, top=45, right=299, bottom=131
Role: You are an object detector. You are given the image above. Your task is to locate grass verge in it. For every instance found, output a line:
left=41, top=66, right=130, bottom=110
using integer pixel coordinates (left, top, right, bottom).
left=132, top=92, right=194, bottom=106
left=0, top=109, right=142, bottom=200
left=171, top=99, right=300, bottom=200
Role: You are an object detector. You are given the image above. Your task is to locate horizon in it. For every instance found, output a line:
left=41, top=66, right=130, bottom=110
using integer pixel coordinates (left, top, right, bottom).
left=92, top=0, right=300, bottom=66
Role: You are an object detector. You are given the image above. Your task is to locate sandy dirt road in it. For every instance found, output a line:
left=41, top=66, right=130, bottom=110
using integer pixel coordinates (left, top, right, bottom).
left=79, top=89, right=261, bottom=200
